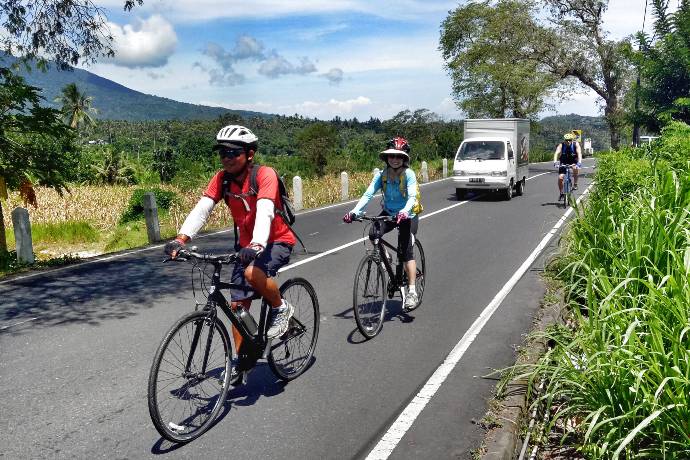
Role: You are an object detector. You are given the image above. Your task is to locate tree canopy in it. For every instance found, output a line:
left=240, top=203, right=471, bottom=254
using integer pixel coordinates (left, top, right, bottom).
left=631, top=0, right=690, bottom=132
left=1, top=0, right=142, bottom=68
left=440, top=0, right=558, bottom=119
left=440, top=0, right=633, bottom=149
left=0, top=68, right=76, bottom=249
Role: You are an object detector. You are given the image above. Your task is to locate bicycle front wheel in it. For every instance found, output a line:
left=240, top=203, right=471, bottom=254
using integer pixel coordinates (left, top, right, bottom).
left=404, top=238, right=426, bottom=312
left=268, top=277, right=320, bottom=381
left=353, top=254, right=387, bottom=338
left=148, top=310, right=231, bottom=443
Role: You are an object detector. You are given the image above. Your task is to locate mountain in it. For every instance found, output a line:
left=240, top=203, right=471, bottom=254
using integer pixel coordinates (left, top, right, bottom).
left=3, top=55, right=272, bottom=121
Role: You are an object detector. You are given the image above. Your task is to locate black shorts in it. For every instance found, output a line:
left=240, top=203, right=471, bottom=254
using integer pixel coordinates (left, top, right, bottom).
left=229, top=242, right=292, bottom=301
left=559, top=164, right=576, bottom=175
left=368, top=211, right=419, bottom=262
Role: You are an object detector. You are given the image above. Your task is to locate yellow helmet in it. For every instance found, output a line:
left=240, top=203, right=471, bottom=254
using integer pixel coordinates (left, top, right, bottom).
left=563, top=132, right=576, bottom=141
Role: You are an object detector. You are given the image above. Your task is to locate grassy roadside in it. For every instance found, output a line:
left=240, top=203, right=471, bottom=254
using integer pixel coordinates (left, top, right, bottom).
left=1, top=161, right=446, bottom=277
left=506, top=122, right=690, bottom=458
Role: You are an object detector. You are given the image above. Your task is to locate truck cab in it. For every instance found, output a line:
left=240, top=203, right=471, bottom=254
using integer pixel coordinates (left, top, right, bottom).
left=452, top=118, right=529, bottom=201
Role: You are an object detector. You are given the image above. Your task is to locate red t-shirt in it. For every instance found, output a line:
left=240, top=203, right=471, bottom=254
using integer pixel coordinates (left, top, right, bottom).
left=204, top=166, right=296, bottom=248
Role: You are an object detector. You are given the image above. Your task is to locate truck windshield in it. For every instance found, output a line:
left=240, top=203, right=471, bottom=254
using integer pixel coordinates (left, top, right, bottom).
left=457, top=141, right=505, bottom=160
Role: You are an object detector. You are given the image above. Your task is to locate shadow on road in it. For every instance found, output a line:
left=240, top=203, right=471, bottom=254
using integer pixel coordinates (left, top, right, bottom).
left=335, top=300, right=415, bottom=344
left=149, top=362, right=297, bottom=453
left=0, top=239, right=237, bottom=334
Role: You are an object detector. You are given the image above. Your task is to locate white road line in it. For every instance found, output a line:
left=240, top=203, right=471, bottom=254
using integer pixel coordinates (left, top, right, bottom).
left=0, top=317, right=38, bottom=331
left=0, top=228, right=233, bottom=285
left=295, top=177, right=451, bottom=215
left=0, top=172, right=550, bottom=284
left=278, top=172, right=549, bottom=272
left=365, top=184, right=593, bottom=460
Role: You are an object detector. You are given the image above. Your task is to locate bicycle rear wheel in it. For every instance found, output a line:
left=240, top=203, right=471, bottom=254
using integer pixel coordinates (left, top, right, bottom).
left=403, top=238, right=426, bottom=312
left=353, top=254, right=387, bottom=338
left=148, top=310, right=231, bottom=443
left=268, top=277, right=320, bottom=381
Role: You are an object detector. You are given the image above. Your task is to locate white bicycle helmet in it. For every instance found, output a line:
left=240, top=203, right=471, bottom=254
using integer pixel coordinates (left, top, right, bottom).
left=213, top=125, right=258, bottom=151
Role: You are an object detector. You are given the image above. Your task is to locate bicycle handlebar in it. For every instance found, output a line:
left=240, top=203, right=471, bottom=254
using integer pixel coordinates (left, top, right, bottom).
left=353, top=215, right=396, bottom=223
left=166, top=249, right=237, bottom=264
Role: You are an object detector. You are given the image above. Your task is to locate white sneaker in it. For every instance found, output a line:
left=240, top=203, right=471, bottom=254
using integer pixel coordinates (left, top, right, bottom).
left=267, top=301, right=295, bottom=339
left=403, top=292, right=418, bottom=311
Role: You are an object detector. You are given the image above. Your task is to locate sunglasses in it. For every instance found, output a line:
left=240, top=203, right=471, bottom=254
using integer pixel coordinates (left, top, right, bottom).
left=387, top=154, right=406, bottom=160
left=218, top=146, right=245, bottom=159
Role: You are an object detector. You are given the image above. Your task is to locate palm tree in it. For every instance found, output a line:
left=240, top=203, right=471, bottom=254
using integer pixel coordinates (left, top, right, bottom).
left=55, top=83, right=97, bottom=129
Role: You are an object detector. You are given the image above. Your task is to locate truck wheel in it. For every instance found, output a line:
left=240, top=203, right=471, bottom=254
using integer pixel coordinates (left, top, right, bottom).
left=504, top=181, right=513, bottom=201
left=515, top=179, right=525, bottom=196
left=456, top=188, right=466, bottom=200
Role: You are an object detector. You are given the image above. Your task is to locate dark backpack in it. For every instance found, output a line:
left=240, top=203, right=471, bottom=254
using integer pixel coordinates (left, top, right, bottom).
left=560, top=142, right=578, bottom=164
left=221, top=165, right=306, bottom=252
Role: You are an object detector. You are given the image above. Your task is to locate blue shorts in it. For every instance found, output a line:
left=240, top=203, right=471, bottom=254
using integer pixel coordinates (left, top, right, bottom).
left=229, top=243, right=292, bottom=301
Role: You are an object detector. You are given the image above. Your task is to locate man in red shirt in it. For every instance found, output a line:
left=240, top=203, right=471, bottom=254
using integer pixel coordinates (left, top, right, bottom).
left=164, top=125, right=296, bottom=356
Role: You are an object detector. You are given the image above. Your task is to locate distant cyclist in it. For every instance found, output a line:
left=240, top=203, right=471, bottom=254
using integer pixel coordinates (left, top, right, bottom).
left=164, top=125, right=297, bottom=364
left=342, top=137, right=421, bottom=311
left=553, top=132, right=582, bottom=199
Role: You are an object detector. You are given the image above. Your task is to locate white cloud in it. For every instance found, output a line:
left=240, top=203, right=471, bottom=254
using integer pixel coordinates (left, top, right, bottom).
left=97, top=0, right=457, bottom=23
left=107, top=15, right=177, bottom=68
left=295, top=96, right=372, bottom=117
left=295, top=23, right=349, bottom=41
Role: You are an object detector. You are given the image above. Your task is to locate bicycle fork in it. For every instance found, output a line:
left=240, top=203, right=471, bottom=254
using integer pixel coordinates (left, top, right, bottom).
left=184, top=312, right=216, bottom=380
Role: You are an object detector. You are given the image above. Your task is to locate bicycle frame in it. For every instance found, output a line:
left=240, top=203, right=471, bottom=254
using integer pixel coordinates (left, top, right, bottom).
left=366, top=218, right=408, bottom=296
left=181, top=257, right=271, bottom=378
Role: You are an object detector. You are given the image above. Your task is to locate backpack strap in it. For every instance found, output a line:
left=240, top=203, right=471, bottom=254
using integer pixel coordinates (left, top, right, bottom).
left=219, top=171, right=241, bottom=252
left=236, top=164, right=309, bottom=254
left=381, top=168, right=409, bottom=198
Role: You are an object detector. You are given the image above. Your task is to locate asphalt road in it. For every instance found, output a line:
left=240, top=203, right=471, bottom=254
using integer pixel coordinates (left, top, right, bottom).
left=0, top=159, right=595, bottom=459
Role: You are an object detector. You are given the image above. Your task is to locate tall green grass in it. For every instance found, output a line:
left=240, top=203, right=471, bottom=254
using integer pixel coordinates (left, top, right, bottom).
left=525, top=122, right=690, bottom=458
left=6, top=220, right=99, bottom=246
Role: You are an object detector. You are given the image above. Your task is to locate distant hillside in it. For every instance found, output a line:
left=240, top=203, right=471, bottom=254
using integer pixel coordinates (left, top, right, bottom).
left=534, top=114, right=611, bottom=152
left=2, top=54, right=272, bottom=121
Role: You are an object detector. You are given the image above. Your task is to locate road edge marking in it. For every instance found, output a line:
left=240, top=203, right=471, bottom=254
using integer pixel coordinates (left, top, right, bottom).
left=365, top=183, right=592, bottom=460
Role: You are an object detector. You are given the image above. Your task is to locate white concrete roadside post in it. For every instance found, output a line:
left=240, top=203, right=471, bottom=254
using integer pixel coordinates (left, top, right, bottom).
left=421, top=161, right=429, bottom=183
left=293, top=176, right=303, bottom=211
left=341, top=171, right=349, bottom=201
left=443, top=158, right=448, bottom=178
left=11, top=207, right=34, bottom=264
left=143, top=192, right=161, bottom=243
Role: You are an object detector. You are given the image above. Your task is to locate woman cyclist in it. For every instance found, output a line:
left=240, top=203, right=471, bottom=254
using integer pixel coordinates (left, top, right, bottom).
left=342, top=137, right=421, bottom=311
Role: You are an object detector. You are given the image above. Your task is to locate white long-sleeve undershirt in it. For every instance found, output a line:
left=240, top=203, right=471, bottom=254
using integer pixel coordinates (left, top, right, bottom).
left=179, top=196, right=274, bottom=247
left=179, top=196, right=215, bottom=239
left=251, top=198, right=274, bottom=247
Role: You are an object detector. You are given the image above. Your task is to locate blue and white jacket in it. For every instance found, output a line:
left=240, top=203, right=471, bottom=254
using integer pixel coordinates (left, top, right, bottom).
left=352, top=168, right=418, bottom=218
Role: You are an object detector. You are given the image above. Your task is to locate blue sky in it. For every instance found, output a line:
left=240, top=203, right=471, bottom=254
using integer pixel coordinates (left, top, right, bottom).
left=86, top=0, right=660, bottom=121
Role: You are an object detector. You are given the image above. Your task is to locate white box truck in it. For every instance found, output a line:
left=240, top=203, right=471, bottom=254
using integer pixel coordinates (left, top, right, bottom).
left=452, top=118, right=530, bottom=200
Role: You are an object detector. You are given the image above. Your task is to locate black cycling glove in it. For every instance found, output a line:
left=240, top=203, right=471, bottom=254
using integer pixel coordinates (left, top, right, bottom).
left=164, top=238, right=185, bottom=257
left=239, top=244, right=264, bottom=264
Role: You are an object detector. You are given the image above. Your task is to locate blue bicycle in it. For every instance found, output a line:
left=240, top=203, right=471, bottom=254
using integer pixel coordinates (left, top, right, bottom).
left=558, top=163, right=577, bottom=208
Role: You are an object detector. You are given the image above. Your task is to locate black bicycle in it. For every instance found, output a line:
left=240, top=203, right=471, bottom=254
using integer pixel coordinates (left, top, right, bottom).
left=559, top=162, right=576, bottom=208
left=352, top=215, right=426, bottom=339
left=148, top=249, right=319, bottom=443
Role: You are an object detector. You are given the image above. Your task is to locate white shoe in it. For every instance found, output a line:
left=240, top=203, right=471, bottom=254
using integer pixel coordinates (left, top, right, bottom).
left=403, top=292, right=418, bottom=311
left=267, top=301, right=295, bottom=338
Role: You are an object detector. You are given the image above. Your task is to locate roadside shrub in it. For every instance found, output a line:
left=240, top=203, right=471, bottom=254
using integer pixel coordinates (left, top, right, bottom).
left=120, top=187, right=178, bottom=224
left=31, top=221, right=99, bottom=244
left=647, top=121, right=690, bottom=170
left=592, top=149, right=655, bottom=200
